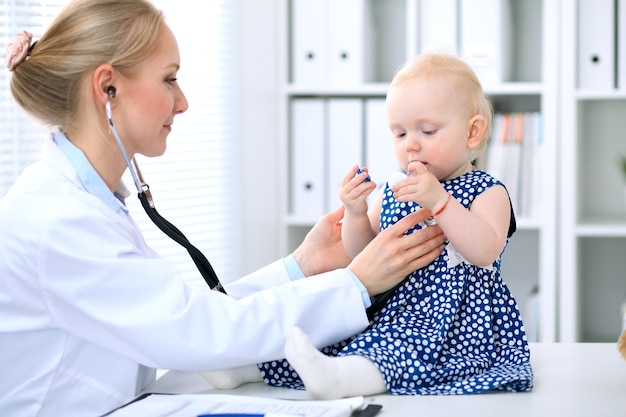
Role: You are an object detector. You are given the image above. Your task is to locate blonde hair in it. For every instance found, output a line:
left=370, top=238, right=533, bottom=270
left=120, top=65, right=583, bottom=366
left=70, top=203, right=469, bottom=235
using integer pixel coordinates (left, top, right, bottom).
left=9, top=0, right=163, bottom=131
left=391, top=53, right=493, bottom=160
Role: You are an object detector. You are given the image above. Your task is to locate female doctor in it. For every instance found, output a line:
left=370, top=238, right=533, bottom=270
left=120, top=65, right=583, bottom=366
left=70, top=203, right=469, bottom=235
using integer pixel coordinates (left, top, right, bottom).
left=0, top=0, right=444, bottom=416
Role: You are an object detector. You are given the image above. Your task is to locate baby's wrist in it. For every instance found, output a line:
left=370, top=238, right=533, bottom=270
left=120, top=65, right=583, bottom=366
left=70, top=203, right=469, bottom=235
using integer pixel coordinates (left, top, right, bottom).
left=344, top=206, right=367, bottom=217
left=432, top=193, right=452, bottom=216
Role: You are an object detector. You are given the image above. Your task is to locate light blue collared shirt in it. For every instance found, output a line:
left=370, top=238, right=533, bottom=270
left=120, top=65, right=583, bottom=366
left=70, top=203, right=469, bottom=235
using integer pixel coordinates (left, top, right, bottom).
left=53, top=131, right=130, bottom=214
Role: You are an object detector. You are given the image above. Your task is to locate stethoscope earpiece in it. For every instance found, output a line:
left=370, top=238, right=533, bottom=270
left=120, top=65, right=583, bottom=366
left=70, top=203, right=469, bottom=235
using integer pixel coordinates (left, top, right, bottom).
left=104, top=88, right=225, bottom=294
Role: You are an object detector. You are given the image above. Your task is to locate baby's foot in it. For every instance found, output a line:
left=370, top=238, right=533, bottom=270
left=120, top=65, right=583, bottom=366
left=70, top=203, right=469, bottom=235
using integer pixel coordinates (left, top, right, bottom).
left=284, top=327, right=387, bottom=399
left=284, top=326, right=339, bottom=399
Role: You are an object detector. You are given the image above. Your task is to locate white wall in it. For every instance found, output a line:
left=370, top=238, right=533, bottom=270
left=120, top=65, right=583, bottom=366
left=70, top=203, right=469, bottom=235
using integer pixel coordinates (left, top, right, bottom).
left=236, top=0, right=281, bottom=275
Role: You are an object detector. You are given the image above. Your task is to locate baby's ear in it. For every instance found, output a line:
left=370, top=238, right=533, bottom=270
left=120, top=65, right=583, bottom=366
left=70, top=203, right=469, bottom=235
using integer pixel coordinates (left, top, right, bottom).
left=467, top=115, right=487, bottom=149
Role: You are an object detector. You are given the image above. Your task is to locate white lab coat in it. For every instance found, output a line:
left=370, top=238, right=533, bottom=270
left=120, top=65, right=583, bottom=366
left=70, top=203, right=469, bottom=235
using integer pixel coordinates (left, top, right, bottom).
left=0, top=137, right=369, bottom=417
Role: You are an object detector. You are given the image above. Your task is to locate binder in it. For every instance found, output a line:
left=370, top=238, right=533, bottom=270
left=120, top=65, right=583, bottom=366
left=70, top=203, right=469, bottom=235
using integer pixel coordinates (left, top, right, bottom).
left=459, top=0, right=512, bottom=85
left=577, top=0, right=615, bottom=90
left=327, top=0, right=374, bottom=84
left=291, top=0, right=373, bottom=85
left=290, top=99, right=325, bottom=218
left=521, top=112, right=542, bottom=219
left=327, top=99, right=364, bottom=211
left=291, top=0, right=327, bottom=84
left=419, top=0, right=458, bottom=55
left=364, top=99, right=399, bottom=190
left=618, top=0, right=626, bottom=90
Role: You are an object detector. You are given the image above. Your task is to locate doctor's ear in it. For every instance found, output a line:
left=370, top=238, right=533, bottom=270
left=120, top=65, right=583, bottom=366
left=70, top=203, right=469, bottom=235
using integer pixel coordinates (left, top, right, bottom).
left=92, top=64, right=117, bottom=104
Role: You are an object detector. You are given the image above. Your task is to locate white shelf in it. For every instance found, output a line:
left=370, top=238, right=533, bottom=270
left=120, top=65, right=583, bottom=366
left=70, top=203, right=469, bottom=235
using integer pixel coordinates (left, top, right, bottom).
left=576, top=221, right=626, bottom=237
left=283, top=83, right=389, bottom=96
left=279, top=0, right=559, bottom=342
left=576, top=91, right=626, bottom=100
left=559, top=0, right=626, bottom=342
left=283, top=82, right=545, bottom=97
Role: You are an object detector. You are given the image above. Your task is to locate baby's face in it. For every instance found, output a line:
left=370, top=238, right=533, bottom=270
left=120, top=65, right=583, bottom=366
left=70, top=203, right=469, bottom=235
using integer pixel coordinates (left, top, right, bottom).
left=386, top=76, right=475, bottom=181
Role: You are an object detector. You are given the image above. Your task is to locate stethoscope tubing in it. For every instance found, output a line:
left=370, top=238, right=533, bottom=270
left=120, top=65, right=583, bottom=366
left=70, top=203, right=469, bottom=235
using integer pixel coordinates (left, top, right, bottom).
left=106, top=98, right=226, bottom=294
left=137, top=190, right=225, bottom=292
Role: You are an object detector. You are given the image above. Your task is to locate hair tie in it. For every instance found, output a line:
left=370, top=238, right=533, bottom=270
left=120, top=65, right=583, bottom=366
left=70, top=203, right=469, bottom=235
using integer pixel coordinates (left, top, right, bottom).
left=28, top=41, right=38, bottom=57
left=4, top=31, right=33, bottom=72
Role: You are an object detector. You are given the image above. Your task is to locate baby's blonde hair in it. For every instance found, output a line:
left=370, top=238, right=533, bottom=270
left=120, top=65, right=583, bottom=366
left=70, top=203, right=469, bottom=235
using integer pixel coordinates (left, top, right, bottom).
left=391, top=53, right=493, bottom=160
left=9, top=0, right=163, bottom=131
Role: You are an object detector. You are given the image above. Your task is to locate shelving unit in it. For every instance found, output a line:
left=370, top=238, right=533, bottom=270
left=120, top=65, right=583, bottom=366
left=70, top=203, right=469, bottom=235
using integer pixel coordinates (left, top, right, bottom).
left=277, top=0, right=559, bottom=342
left=560, top=2, right=626, bottom=342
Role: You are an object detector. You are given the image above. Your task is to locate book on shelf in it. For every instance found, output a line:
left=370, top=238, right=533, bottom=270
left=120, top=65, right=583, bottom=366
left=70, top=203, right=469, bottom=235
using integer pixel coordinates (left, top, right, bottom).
left=484, top=112, right=542, bottom=220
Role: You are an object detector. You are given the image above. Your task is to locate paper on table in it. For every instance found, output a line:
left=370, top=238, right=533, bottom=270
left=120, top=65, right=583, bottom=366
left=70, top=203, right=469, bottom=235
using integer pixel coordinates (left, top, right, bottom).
left=105, top=393, right=365, bottom=417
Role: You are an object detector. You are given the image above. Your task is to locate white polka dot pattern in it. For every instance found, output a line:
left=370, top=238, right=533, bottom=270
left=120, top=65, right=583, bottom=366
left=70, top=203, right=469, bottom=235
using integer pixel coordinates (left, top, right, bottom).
left=259, top=170, right=533, bottom=394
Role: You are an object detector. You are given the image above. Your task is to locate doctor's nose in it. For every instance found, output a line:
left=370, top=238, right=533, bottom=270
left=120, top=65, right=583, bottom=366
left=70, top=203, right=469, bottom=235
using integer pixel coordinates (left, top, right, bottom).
left=174, top=85, right=189, bottom=115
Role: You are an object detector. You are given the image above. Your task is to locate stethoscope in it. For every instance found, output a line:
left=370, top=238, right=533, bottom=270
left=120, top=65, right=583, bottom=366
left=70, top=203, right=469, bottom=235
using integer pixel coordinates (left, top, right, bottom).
left=105, top=86, right=226, bottom=294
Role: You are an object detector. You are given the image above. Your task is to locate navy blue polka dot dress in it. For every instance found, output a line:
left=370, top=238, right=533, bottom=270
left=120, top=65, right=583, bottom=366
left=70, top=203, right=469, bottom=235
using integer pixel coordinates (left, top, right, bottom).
left=259, top=170, right=533, bottom=395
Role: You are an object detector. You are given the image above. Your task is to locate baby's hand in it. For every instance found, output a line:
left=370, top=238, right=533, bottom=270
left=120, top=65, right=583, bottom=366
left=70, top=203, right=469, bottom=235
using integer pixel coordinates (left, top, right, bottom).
left=392, top=162, right=444, bottom=210
left=339, top=165, right=376, bottom=215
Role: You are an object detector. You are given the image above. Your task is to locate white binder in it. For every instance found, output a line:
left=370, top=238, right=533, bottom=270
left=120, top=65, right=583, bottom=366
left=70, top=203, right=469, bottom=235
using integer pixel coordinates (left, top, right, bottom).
left=459, top=0, right=512, bottom=85
left=327, top=0, right=373, bottom=84
left=578, top=0, right=615, bottom=90
left=419, top=0, right=458, bottom=55
left=291, top=0, right=327, bottom=84
left=290, top=99, right=325, bottom=218
left=291, top=0, right=373, bottom=85
left=617, top=0, right=626, bottom=90
left=364, top=99, right=399, bottom=189
left=327, top=99, right=364, bottom=211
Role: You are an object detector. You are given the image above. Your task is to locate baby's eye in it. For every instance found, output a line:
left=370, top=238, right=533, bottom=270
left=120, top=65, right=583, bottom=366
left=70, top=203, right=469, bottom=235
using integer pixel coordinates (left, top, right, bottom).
left=421, top=127, right=439, bottom=136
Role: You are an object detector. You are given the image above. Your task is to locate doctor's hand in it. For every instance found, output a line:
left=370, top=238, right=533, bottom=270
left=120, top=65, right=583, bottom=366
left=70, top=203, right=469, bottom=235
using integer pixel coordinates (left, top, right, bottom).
left=348, top=208, right=445, bottom=297
left=293, top=205, right=352, bottom=277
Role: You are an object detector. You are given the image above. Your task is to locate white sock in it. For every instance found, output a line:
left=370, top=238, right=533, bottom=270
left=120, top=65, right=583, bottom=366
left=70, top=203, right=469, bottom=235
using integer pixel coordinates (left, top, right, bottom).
left=199, top=364, right=262, bottom=390
left=284, top=327, right=387, bottom=399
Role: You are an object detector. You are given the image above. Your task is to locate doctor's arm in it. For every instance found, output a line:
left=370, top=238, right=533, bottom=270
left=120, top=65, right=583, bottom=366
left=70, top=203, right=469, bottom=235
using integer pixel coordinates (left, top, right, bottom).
left=225, top=206, right=351, bottom=297
left=226, top=205, right=444, bottom=299
left=295, top=205, right=445, bottom=297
